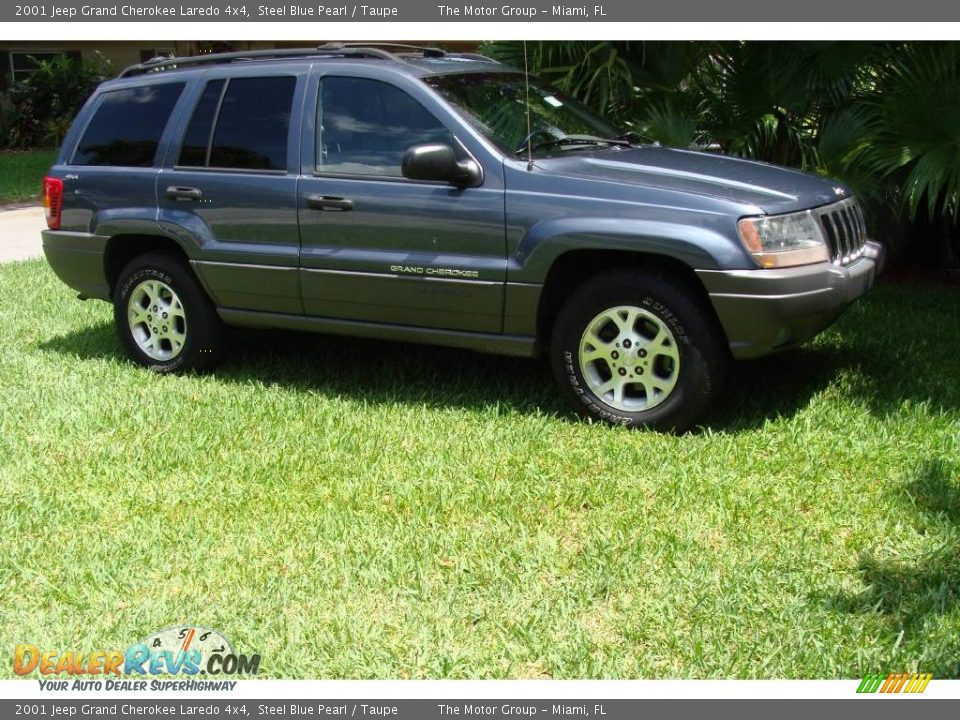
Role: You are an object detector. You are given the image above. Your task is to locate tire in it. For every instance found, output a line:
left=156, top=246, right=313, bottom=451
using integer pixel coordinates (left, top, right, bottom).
left=114, top=252, right=227, bottom=373
left=550, top=268, right=728, bottom=432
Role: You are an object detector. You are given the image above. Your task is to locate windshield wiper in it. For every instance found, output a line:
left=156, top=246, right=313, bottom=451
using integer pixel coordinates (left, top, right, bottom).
left=514, top=136, right=632, bottom=157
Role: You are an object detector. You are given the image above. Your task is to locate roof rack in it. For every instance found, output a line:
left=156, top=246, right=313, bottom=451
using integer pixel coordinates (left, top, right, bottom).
left=117, top=43, right=467, bottom=78
left=118, top=45, right=394, bottom=78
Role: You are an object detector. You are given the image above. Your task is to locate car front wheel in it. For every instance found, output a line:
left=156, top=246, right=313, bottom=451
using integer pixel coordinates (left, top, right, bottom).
left=550, top=268, right=728, bottom=432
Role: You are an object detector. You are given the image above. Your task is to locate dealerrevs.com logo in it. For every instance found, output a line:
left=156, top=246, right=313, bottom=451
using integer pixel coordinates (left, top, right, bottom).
left=14, top=626, right=261, bottom=690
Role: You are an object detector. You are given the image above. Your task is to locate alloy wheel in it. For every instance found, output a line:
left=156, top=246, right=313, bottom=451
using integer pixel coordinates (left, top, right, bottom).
left=578, top=305, right=680, bottom=412
left=127, top=279, right=187, bottom=361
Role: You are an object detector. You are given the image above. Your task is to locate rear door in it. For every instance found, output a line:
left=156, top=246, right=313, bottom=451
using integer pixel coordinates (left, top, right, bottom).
left=158, top=67, right=307, bottom=314
left=297, top=69, right=507, bottom=333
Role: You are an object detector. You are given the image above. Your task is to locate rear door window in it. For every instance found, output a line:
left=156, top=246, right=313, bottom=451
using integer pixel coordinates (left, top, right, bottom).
left=72, top=83, right=184, bottom=167
left=177, top=79, right=225, bottom=168
left=177, top=76, right=296, bottom=172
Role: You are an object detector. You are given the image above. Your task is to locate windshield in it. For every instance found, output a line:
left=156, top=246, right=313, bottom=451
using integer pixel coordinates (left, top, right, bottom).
left=424, top=72, right=623, bottom=157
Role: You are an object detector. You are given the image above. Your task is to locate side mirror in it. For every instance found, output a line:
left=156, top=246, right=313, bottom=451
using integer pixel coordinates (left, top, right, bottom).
left=401, top=143, right=482, bottom=187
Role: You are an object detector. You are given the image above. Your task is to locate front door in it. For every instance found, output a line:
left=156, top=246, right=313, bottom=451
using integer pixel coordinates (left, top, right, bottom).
left=297, top=74, right=506, bottom=334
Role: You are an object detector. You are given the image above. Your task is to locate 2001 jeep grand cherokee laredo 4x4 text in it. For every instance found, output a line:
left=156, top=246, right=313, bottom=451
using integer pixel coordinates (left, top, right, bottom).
left=41, top=44, right=885, bottom=431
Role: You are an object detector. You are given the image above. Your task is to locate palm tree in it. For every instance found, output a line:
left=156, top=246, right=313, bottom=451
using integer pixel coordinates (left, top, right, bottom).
left=864, top=44, right=960, bottom=233
left=483, top=40, right=960, bottom=267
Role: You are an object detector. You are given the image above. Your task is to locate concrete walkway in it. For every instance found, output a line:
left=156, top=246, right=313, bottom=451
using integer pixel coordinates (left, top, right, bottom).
left=0, top=204, right=45, bottom=263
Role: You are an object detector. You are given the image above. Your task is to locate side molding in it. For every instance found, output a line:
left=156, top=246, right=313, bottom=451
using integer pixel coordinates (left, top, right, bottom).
left=218, top=308, right=538, bottom=358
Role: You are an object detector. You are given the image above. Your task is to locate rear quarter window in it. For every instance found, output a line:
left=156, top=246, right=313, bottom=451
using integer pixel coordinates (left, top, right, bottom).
left=72, top=83, right=184, bottom=167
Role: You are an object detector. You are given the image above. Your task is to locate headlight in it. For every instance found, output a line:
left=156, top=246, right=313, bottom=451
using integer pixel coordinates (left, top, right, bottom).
left=737, top=210, right=829, bottom=268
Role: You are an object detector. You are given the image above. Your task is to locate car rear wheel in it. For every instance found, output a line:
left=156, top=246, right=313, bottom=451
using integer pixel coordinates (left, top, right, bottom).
left=114, top=252, right=227, bottom=373
left=550, top=268, right=728, bottom=431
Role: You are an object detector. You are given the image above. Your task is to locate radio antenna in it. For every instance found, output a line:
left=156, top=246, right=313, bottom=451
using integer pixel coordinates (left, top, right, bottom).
left=523, top=40, right=533, bottom=172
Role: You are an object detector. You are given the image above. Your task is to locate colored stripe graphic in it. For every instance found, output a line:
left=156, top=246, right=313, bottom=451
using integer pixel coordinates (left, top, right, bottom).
left=182, top=627, right=196, bottom=652
left=857, top=674, right=885, bottom=693
left=907, top=673, right=933, bottom=693
left=858, top=672, right=932, bottom=694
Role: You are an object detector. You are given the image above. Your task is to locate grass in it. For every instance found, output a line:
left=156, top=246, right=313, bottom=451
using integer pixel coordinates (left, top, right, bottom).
left=0, top=259, right=958, bottom=679
left=0, top=150, right=57, bottom=205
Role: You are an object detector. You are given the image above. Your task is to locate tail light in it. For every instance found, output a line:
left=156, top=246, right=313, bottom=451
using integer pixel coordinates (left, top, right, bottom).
left=43, top=176, right=63, bottom=230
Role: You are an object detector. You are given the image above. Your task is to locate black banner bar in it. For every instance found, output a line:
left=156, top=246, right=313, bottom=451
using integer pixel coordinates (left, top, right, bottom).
left=5, top=0, right=960, bottom=22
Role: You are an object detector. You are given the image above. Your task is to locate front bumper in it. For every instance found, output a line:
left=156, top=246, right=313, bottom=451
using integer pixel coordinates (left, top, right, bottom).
left=696, top=240, right=885, bottom=359
left=42, top=230, right=111, bottom=301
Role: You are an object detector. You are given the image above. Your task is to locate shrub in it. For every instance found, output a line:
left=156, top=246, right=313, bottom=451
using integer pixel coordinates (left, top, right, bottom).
left=4, top=52, right=111, bottom=150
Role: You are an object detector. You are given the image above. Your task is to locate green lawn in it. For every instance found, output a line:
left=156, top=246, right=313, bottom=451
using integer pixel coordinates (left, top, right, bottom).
left=0, top=150, right=57, bottom=205
left=0, top=259, right=958, bottom=679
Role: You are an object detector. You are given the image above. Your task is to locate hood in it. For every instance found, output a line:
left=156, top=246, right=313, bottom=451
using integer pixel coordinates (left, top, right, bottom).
left=533, top=146, right=849, bottom=215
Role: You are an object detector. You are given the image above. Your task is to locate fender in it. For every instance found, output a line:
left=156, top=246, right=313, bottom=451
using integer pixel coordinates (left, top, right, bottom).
left=94, top=211, right=220, bottom=304
left=507, top=217, right=747, bottom=283
left=501, top=160, right=758, bottom=284
left=92, top=209, right=198, bottom=258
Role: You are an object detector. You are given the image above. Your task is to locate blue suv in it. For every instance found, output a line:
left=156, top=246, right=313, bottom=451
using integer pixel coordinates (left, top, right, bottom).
left=41, top=44, right=884, bottom=430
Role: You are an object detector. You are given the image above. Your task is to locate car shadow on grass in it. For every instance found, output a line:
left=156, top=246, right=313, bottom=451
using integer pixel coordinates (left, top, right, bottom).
left=826, top=280, right=960, bottom=418
left=226, top=328, right=569, bottom=418
left=39, top=319, right=859, bottom=431
left=35, top=282, right=960, bottom=430
left=717, top=281, right=960, bottom=428
left=817, top=458, right=960, bottom=677
left=709, top=347, right=856, bottom=431
left=39, top=322, right=567, bottom=419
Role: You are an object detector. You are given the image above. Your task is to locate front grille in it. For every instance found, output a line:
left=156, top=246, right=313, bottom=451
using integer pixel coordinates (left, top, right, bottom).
left=816, top=197, right=868, bottom=265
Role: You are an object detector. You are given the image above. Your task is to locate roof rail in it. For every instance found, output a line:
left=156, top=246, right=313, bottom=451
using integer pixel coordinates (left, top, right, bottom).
left=117, top=45, right=400, bottom=78
left=449, top=53, right=501, bottom=64
left=316, top=44, right=501, bottom=64
left=318, top=42, right=447, bottom=58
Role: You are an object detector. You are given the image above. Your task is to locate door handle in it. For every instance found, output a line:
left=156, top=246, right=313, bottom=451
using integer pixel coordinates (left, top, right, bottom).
left=166, top=186, right=203, bottom=201
left=307, top=195, right=354, bottom=212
